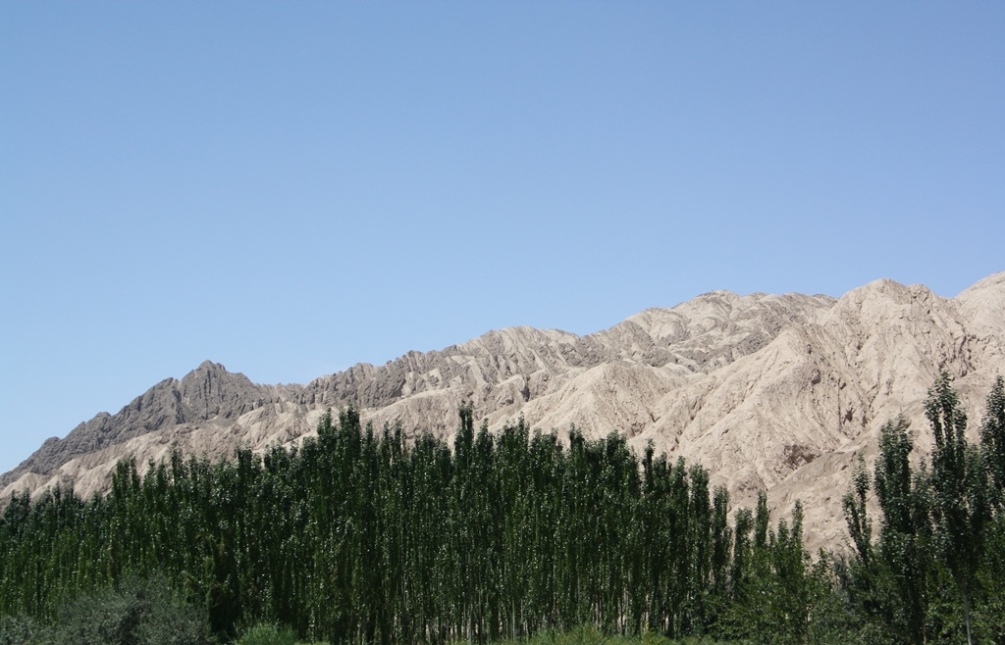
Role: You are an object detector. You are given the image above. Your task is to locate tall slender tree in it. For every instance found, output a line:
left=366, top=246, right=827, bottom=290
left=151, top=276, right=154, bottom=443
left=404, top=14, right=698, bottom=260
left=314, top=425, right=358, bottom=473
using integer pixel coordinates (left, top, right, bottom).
left=926, top=372, right=990, bottom=645
left=981, top=375, right=1005, bottom=504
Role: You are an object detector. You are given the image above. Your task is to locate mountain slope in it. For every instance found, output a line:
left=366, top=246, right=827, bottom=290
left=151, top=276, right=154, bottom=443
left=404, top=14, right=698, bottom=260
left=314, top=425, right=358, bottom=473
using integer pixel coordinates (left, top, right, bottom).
left=3, top=272, right=1003, bottom=550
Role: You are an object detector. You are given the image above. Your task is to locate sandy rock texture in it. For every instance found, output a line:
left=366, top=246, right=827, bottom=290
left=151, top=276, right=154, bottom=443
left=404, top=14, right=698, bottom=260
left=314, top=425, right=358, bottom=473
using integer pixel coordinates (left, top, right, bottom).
left=3, top=271, right=1003, bottom=551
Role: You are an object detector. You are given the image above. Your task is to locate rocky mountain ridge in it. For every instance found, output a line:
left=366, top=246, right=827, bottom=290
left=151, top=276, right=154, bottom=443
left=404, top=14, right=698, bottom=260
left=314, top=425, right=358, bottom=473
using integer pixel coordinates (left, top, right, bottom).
left=3, top=271, right=1003, bottom=551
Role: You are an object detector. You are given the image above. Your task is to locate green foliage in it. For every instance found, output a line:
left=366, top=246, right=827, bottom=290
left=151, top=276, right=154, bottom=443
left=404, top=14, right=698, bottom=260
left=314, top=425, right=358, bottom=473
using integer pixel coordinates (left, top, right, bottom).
left=834, top=374, right=1005, bottom=645
left=926, top=372, right=991, bottom=645
left=34, top=574, right=213, bottom=645
left=874, top=415, right=931, bottom=644
left=0, top=407, right=812, bottom=644
left=234, top=622, right=300, bottom=645
left=981, top=375, right=1005, bottom=506
left=0, top=614, right=35, bottom=645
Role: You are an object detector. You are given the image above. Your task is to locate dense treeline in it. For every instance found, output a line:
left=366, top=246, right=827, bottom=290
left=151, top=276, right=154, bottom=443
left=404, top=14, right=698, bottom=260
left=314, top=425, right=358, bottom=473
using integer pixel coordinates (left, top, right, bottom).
left=0, top=374, right=1003, bottom=644
left=0, top=406, right=813, bottom=643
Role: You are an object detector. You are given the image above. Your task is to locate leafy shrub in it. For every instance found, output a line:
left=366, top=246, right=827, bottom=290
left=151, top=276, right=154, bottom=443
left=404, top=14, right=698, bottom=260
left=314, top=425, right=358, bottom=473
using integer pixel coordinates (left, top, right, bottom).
left=0, top=614, right=36, bottom=645
left=37, top=574, right=213, bottom=645
left=235, top=622, right=299, bottom=645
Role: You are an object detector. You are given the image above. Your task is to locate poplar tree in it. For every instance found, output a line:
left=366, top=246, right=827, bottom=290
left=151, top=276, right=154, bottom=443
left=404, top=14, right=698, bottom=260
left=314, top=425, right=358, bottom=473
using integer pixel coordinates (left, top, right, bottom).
left=981, top=375, right=1005, bottom=503
left=873, top=415, right=930, bottom=645
left=926, top=372, right=990, bottom=645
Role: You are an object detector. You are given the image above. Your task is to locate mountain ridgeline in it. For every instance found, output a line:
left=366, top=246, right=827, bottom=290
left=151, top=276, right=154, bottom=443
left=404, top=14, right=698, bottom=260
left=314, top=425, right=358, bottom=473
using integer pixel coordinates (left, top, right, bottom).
left=4, top=272, right=1004, bottom=551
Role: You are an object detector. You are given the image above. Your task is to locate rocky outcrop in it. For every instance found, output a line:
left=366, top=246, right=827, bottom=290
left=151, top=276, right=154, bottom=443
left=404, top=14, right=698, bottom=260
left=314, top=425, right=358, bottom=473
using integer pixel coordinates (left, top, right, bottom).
left=1, top=361, right=284, bottom=486
left=3, top=272, right=1003, bottom=551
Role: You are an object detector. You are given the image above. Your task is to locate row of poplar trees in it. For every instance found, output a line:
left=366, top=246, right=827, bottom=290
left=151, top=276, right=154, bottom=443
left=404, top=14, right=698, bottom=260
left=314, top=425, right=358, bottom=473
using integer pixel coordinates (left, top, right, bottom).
left=1, top=406, right=812, bottom=643
left=1, top=373, right=1003, bottom=644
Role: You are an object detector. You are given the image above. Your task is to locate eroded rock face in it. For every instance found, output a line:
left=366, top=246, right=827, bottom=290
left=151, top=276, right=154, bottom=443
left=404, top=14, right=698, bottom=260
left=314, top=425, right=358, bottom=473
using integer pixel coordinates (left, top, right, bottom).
left=4, top=272, right=1004, bottom=552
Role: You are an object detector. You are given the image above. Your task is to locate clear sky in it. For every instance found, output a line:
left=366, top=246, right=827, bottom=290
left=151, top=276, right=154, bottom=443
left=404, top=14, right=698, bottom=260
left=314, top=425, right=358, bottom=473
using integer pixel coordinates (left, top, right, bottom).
left=2, top=3, right=1003, bottom=474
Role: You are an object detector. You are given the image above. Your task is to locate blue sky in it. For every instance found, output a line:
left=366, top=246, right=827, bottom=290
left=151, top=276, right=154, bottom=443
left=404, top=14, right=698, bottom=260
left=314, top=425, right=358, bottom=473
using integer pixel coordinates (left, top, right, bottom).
left=2, top=3, right=1003, bottom=474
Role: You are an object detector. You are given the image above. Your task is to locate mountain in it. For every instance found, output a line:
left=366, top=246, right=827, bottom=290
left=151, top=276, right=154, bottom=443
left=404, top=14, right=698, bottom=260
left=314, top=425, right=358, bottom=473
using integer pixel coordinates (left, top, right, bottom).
left=3, top=272, right=1004, bottom=551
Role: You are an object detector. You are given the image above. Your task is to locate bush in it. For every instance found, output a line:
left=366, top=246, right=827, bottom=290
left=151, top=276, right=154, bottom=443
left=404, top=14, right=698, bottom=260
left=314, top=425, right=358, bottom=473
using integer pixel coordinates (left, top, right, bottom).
left=233, top=621, right=333, bottom=645
left=235, top=623, right=299, bottom=645
left=0, top=614, right=36, bottom=645
left=37, top=574, right=213, bottom=645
